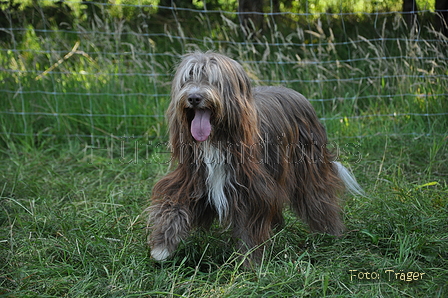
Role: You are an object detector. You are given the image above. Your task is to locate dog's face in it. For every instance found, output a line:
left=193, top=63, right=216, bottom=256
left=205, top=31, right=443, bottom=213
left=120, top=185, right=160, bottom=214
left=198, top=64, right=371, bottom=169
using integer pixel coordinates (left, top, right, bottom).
left=168, top=52, right=254, bottom=142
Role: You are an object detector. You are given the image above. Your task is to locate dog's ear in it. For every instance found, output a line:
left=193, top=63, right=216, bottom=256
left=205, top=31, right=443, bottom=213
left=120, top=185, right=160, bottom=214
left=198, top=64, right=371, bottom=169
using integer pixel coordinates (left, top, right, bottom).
left=207, top=54, right=259, bottom=144
left=212, top=55, right=253, bottom=103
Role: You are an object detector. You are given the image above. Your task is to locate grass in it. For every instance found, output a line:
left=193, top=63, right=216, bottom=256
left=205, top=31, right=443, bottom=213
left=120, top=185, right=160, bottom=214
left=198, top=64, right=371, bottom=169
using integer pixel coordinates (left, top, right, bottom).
left=1, top=137, right=447, bottom=297
left=1, top=5, right=448, bottom=298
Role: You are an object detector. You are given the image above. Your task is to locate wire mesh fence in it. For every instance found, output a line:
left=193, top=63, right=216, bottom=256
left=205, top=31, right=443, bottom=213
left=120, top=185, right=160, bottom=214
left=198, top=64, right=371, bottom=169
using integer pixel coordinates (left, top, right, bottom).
left=1, top=0, right=447, bottom=147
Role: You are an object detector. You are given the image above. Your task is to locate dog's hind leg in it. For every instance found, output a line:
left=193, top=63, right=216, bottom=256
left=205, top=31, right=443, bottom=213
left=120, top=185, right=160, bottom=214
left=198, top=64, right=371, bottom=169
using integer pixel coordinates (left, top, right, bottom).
left=290, top=162, right=346, bottom=236
left=296, top=162, right=364, bottom=236
left=293, top=190, right=345, bottom=236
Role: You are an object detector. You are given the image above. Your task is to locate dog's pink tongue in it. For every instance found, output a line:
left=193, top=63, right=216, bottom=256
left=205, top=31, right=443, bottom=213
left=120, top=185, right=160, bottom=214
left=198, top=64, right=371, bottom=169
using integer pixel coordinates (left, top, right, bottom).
left=191, top=109, right=211, bottom=142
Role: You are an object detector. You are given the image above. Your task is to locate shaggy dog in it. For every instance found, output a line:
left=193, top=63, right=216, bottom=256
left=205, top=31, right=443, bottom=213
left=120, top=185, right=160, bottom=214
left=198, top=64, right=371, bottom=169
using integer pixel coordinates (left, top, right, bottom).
left=146, top=52, right=363, bottom=263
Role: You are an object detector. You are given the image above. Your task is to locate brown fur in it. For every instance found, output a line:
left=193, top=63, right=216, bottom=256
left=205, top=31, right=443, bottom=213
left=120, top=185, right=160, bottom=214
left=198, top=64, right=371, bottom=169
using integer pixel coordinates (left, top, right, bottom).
left=146, top=52, right=360, bottom=264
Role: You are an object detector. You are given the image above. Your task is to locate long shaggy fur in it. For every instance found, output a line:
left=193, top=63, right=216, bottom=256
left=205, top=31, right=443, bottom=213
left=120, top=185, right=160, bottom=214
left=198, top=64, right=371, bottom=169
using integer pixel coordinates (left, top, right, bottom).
left=146, top=52, right=363, bottom=263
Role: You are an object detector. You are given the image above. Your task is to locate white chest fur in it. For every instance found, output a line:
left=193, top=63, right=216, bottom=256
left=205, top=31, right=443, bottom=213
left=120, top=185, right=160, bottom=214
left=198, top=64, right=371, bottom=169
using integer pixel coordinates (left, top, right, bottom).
left=202, top=144, right=230, bottom=222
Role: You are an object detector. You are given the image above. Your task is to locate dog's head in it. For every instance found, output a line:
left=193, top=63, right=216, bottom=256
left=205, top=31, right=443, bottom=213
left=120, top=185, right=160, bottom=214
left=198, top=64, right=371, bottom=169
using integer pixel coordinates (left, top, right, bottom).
left=168, top=52, right=256, bottom=143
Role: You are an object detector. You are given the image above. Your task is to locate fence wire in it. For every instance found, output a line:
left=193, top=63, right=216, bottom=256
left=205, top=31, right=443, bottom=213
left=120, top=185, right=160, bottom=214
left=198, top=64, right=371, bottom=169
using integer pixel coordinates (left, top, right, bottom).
left=1, top=1, right=447, bottom=144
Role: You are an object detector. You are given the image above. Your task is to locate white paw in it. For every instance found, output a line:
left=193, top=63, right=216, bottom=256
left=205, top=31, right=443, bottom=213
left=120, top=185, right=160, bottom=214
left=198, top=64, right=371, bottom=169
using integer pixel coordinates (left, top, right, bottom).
left=151, top=247, right=170, bottom=261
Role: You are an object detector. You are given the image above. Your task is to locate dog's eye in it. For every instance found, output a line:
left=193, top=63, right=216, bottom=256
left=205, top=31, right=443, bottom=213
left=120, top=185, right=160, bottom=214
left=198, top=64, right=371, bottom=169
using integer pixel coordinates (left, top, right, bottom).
left=180, top=74, right=191, bottom=87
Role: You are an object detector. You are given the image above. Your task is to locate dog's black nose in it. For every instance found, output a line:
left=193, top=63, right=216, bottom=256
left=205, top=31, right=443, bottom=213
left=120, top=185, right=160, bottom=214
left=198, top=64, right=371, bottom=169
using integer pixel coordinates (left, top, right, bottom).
left=187, top=94, right=202, bottom=107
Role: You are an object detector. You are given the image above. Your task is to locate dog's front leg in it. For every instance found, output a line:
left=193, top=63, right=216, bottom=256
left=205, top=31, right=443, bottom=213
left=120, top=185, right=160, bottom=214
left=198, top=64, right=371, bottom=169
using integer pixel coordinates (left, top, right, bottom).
left=232, top=215, right=270, bottom=266
left=147, top=201, right=192, bottom=261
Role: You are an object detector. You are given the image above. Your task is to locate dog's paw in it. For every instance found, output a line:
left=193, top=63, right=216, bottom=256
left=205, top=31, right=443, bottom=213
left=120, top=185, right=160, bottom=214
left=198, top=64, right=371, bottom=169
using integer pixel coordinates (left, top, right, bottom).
left=151, top=246, right=170, bottom=261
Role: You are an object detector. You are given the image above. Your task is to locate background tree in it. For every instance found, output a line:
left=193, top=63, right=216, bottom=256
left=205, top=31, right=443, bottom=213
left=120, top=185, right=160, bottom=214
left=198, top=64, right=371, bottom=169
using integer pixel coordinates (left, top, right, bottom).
left=402, top=0, right=419, bottom=28
left=238, top=0, right=264, bottom=35
left=435, top=0, right=448, bottom=35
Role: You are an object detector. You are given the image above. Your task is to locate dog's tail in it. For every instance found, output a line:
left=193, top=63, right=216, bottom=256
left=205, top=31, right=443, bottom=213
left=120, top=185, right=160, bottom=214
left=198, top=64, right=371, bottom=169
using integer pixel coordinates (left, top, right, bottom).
left=334, top=162, right=365, bottom=197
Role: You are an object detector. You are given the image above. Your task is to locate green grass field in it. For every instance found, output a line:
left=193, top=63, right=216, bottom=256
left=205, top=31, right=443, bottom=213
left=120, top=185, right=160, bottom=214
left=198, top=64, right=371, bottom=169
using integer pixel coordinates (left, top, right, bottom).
left=1, top=4, right=447, bottom=297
